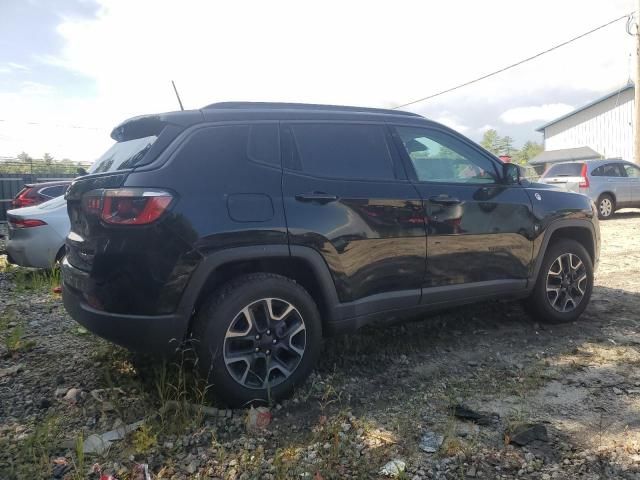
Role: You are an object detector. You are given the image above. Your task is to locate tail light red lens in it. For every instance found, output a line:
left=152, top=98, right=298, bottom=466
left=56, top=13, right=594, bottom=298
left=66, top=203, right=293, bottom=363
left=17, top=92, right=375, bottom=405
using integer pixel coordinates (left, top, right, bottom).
left=12, top=188, right=37, bottom=208
left=9, top=218, right=47, bottom=228
left=82, top=188, right=173, bottom=225
left=579, top=164, right=590, bottom=189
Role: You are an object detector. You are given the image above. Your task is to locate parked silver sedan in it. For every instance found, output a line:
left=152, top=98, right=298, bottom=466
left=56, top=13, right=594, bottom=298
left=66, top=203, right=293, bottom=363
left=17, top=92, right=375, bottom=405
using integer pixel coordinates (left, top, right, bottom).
left=6, top=195, right=69, bottom=268
left=539, top=159, right=640, bottom=219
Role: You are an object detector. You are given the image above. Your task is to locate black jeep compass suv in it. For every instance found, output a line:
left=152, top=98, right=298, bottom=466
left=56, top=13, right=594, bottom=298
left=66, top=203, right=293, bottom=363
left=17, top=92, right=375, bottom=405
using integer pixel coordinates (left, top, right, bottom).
left=63, top=102, right=600, bottom=405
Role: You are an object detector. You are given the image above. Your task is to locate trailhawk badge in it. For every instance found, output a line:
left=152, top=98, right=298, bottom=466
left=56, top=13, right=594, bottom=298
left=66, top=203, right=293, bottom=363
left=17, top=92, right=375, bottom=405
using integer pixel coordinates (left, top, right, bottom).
left=534, top=193, right=542, bottom=201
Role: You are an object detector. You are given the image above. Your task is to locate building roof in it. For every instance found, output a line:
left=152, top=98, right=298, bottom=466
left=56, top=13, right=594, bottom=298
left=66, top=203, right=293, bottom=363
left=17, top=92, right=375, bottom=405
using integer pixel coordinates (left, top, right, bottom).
left=535, top=83, right=634, bottom=132
left=529, top=146, right=602, bottom=165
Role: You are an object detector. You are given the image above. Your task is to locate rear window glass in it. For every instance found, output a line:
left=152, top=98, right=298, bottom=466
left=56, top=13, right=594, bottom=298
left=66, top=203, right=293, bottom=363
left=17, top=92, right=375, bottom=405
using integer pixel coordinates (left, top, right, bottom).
left=542, top=163, right=584, bottom=177
left=89, top=135, right=157, bottom=174
left=39, top=185, right=67, bottom=198
left=288, top=123, right=395, bottom=180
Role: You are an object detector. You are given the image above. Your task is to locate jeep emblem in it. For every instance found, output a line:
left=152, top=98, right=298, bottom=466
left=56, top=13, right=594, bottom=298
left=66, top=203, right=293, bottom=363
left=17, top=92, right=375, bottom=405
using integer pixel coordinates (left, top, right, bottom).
left=534, top=193, right=542, bottom=201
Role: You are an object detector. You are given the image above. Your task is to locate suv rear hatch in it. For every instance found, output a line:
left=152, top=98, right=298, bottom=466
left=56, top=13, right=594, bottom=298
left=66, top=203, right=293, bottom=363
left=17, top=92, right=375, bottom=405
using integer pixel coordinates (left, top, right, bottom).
left=65, top=112, right=200, bottom=272
left=540, top=162, right=588, bottom=193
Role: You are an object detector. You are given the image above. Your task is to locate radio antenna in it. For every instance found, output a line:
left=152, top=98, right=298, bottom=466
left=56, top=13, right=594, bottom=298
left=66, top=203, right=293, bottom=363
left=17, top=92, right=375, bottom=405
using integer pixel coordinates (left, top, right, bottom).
left=171, top=80, right=184, bottom=111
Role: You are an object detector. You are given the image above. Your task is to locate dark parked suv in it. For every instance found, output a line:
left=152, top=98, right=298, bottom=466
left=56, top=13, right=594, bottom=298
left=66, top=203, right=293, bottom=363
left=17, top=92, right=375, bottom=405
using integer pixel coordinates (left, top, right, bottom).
left=63, top=102, right=600, bottom=405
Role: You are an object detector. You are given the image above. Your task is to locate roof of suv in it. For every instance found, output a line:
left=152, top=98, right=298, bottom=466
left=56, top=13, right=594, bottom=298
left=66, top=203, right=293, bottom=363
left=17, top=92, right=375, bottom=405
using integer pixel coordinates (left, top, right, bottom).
left=203, top=101, right=421, bottom=117
left=112, top=102, right=431, bottom=140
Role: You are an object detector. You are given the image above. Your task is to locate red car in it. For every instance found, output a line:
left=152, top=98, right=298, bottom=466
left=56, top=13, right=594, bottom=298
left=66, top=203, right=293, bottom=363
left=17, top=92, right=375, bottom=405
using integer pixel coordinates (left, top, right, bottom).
left=12, top=181, right=71, bottom=209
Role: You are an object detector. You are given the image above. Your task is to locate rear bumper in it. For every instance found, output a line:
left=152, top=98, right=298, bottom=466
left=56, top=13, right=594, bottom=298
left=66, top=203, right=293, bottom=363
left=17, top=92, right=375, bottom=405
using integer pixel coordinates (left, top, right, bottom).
left=62, top=259, right=187, bottom=355
left=5, top=234, right=60, bottom=269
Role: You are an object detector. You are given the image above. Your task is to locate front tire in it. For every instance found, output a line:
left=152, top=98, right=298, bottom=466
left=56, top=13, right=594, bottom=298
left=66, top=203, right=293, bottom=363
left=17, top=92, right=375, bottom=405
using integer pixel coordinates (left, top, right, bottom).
left=525, top=239, right=593, bottom=324
left=597, top=194, right=615, bottom=220
left=192, top=273, right=322, bottom=406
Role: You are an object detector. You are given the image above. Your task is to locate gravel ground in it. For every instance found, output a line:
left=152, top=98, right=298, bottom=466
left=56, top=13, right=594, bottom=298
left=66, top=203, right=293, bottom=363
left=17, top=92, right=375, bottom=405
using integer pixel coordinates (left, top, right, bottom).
left=1, top=212, right=640, bottom=479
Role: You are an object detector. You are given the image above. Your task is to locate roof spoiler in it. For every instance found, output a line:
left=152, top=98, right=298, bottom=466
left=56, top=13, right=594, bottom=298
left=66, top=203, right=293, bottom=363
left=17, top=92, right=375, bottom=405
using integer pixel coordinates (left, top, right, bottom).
left=110, top=111, right=204, bottom=141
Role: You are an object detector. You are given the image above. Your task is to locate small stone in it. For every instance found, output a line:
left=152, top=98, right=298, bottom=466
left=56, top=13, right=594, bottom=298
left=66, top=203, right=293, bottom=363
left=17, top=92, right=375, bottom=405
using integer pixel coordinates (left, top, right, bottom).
left=542, top=474, right=551, bottom=480
left=186, top=460, right=198, bottom=474
left=38, top=398, right=51, bottom=409
left=419, top=431, right=444, bottom=453
left=0, top=364, right=23, bottom=377
left=509, top=424, right=548, bottom=446
left=466, top=466, right=477, bottom=477
left=380, top=459, right=406, bottom=477
left=341, top=422, right=351, bottom=432
left=613, top=387, right=623, bottom=395
left=64, top=388, right=82, bottom=404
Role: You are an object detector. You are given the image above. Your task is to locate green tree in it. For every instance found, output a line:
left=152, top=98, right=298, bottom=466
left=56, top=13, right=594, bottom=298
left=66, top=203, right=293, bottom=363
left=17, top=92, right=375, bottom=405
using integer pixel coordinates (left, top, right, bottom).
left=17, top=151, right=32, bottom=163
left=498, top=136, right=514, bottom=156
left=514, top=141, right=543, bottom=165
left=43, top=152, right=54, bottom=164
left=480, top=129, right=501, bottom=155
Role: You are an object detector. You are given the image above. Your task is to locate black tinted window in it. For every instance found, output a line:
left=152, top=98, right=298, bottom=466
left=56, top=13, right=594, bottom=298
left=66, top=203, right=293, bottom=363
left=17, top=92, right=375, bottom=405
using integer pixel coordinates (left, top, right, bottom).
left=178, top=124, right=279, bottom=168
left=247, top=124, right=279, bottom=165
left=543, top=163, right=584, bottom=177
left=288, top=124, right=395, bottom=180
left=39, top=185, right=66, bottom=198
left=595, top=163, right=623, bottom=177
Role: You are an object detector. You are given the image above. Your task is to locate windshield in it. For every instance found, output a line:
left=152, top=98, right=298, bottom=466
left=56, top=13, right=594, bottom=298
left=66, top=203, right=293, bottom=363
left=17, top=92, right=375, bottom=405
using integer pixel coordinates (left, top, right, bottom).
left=89, top=135, right=157, bottom=173
left=542, top=163, right=584, bottom=177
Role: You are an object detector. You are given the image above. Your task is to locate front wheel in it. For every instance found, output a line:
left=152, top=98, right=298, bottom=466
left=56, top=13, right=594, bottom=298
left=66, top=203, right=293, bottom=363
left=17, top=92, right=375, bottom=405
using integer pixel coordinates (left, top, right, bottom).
left=597, top=194, right=615, bottom=220
left=192, top=273, right=322, bottom=406
left=525, top=239, right=593, bottom=324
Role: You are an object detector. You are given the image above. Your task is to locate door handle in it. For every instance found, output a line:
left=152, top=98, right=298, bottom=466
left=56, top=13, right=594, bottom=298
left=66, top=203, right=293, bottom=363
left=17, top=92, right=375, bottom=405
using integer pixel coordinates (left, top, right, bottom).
left=429, top=195, right=461, bottom=206
left=295, top=192, right=339, bottom=204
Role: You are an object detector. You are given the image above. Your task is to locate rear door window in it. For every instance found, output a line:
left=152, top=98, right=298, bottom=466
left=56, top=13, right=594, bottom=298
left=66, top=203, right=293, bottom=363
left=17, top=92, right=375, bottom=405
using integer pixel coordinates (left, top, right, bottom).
left=285, top=123, right=396, bottom=180
left=543, top=163, right=584, bottom=177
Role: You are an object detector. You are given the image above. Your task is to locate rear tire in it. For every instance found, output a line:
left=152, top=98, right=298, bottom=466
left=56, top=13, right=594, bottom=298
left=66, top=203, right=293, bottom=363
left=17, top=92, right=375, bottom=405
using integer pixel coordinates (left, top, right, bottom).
left=191, top=273, right=322, bottom=407
left=525, top=239, right=593, bottom=324
left=597, top=194, right=615, bottom=220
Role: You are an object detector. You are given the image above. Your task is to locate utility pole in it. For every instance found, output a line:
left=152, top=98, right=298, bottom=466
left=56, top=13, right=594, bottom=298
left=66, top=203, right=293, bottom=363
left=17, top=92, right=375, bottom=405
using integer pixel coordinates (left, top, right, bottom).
left=635, top=1, right=640, bottom=164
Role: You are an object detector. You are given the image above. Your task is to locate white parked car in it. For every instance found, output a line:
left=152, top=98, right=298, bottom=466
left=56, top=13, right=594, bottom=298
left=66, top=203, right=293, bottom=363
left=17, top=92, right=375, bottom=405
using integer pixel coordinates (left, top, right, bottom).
left=6, top=195, right=69, bottom=269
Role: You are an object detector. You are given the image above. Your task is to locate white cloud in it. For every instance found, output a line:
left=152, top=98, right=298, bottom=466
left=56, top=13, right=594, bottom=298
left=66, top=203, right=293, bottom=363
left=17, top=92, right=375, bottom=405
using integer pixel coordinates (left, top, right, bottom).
left=500, top=103, right=575, bottom=124
left=0, top=0, right=636, bottom=160
left=477, top=124, right=497, bottom=133
left=19, top=81, right=54, bottom=96
left=434, top=114, right=469, bottom=133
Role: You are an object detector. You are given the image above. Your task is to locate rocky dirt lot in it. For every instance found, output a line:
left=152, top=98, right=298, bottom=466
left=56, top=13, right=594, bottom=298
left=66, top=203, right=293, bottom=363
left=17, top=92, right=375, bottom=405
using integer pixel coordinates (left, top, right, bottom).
left=1, top=212, right=640, bottom=480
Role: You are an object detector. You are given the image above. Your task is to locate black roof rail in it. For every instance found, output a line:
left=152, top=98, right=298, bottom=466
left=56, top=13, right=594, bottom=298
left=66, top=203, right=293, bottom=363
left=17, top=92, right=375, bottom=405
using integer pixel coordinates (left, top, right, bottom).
left=202, top=101, right=421, bottom=118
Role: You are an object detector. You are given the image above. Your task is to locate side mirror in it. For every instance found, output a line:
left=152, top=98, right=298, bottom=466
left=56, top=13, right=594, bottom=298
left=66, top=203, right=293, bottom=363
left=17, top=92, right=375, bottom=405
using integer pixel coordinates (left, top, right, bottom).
left=503, top=163, right=520, bottom=185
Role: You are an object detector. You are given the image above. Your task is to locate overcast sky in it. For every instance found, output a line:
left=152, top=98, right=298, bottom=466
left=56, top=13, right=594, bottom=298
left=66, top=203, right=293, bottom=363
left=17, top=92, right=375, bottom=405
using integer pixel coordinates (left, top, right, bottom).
left=0, top=0, right=636, bottom=162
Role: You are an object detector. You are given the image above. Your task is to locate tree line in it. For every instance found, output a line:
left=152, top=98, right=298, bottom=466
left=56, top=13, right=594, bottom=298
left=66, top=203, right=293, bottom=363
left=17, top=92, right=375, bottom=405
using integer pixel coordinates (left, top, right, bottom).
left=480, top=129, right=543, bottom=165
left=0, top=152, right=91, bottom=175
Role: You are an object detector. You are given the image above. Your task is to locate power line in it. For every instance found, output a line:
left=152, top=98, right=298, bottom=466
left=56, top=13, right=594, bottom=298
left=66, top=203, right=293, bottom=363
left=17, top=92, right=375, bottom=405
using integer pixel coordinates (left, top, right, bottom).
left=393, top=12, right=634, bottom=110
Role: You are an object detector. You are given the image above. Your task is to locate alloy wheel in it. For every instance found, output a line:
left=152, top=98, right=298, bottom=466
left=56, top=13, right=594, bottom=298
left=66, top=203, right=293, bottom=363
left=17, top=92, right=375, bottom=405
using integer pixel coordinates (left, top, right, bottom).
left=599, top=198, right=612, bottom=218
left=223, top=298, right=306, bottom=389
left=545, top=253, right=588, bottom=313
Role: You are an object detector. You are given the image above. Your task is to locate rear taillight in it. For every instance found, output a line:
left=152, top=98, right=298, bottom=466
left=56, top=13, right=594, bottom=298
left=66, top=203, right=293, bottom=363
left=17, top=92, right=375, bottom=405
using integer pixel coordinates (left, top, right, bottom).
left=9, top=217, right=47, bottom=228
left=579, top=164, right=590, bottom=189
left=82, top=188, right=173, bottom=225
left=12, top=189, right=37, bottom=208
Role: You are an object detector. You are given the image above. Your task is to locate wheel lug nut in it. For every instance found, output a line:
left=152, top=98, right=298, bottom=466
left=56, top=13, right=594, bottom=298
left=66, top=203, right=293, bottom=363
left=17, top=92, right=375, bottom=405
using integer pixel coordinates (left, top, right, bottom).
left=255, top=334, right=260, bottom=340
left=267, top=330, right=271, bottom=335
left=272, top=339, right=277, bottom=344
left=266, top=349, right=271, bottom=355
left=255, top=347, right=260, bottom=352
